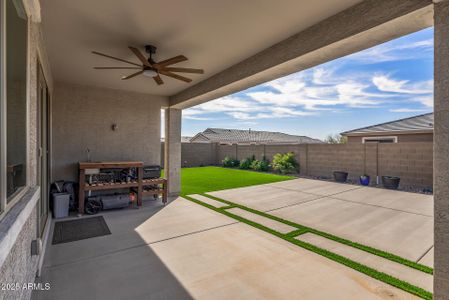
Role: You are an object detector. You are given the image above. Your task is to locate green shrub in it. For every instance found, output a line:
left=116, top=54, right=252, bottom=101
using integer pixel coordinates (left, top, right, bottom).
left=222, top=157, right=240, bottom=168
left=250, top=159, right=270, bottom=172
left=239, top=158, right=253, bottom=169
left=271, top=152, right=299, bottom=174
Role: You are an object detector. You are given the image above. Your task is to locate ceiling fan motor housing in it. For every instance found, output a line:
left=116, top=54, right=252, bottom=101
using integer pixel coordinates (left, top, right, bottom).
left=145, top=45, right=157, bottom=55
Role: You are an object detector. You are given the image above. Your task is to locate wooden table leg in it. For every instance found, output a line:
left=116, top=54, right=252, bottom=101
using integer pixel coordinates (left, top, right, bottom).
left=78, top=169, right=85, bottom=216
left=163, top=179, right=168, bottom=205
left=137, top=167, right=143, bottom=207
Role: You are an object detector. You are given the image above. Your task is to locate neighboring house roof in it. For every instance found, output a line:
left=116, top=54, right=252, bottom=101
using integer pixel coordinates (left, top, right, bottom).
left=190, top=128, right=323, bottom=144
left=341, top=113, right=434, bottom=136
left=181, top=136, right=193, bottom=143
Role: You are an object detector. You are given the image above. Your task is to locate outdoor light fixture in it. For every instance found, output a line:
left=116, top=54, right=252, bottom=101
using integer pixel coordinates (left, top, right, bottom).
left=143, top=69, right=158, bottom=77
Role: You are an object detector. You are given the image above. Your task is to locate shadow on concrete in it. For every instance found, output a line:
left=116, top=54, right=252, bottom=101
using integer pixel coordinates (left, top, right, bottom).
left=33, top=198, right=193, bottom=300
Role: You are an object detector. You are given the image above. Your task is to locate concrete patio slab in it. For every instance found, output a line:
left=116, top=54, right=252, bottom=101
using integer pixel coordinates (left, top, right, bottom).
left=331, top=187, right=433, bottom=217
left=209, top=185, right=320, bottom=212
left=189, top=194, right=229, bottom=208
left=418, top=247, right=434, bottom=268
left=147, top=223, right=420, bottom=300
left=271, top=197, right=433, bottom=262
left=296, top=233, right=433, bottom=292
left=266, top=178, right=362, bottom=196
left=211, top=180, right=434, bottom=263
left=227, top=207, right=297, bottom=234
left=36, top=196, right=421, bottom=300
left=43, top=198, right=236, bottom=267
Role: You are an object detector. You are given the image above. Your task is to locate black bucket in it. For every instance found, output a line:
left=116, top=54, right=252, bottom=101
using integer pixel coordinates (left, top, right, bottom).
left=333, top=171, right=348, bottom=183
left=382, top=176, right=400, bottom=190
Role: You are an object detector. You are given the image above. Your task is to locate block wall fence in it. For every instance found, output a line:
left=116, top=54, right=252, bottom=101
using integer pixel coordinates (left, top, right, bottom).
left=161, top=142, right=433, bottom=188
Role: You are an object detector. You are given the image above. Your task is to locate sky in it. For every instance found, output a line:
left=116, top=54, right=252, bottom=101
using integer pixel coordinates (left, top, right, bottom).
left=180, top=27, right=433, bottom=140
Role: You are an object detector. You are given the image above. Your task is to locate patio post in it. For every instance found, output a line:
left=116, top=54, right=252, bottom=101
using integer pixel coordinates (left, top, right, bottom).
left=164, top=108, right=182, bottom=197
left=434, top=0, right=449, bottom=298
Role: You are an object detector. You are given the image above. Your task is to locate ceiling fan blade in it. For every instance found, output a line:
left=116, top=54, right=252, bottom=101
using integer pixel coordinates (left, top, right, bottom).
left=94, top=67, right=141, bottom=69
left=121, top=70, right=144, bottom=80
left=162, top=67, right=204, bottom=74
left=156, top=55, right=188, bottom=67
left=92, top=51, right=141, bottom=67
left=159, top=70, right=192, bottom=83
left=153, top=74, right=163, bottom=85
left=129, top=46, right=151, bottom=67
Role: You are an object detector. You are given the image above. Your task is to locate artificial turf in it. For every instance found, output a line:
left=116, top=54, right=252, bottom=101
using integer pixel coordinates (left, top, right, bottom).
left=178, top=166, right=294, bottom=195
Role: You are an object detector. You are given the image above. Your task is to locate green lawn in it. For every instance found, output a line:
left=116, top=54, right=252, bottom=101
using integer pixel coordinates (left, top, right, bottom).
left=179, top=166, right=294, bottom=195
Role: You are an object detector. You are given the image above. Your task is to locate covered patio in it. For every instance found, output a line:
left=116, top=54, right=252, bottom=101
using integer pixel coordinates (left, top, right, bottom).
left=35, top=178, right=432, bottom=299
left=2, top=0, right=449, bottom=299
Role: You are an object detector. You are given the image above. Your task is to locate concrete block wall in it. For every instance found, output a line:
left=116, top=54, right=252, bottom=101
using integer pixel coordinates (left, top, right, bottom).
left=178, top=142, right=433, bottom=189
left=217, top=144, right=238, bottom=161
left=235, top=145, right=265, bottom=161
left=378, top=142, right=433, bottom=187
left=305, top=144, right=365, bottom=180
left=161, top=142, right=218, bottom=167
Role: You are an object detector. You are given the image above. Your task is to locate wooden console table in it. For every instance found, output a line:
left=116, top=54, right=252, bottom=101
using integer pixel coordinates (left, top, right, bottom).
left=78, top=161, right=167, bottom=215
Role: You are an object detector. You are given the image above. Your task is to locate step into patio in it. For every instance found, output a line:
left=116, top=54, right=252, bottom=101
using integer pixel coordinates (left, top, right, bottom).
left=189, top=194, right=229, bottom=208
left=295, top=233, right=433, bottom=292
left=226, top=207, right=296, bottom=234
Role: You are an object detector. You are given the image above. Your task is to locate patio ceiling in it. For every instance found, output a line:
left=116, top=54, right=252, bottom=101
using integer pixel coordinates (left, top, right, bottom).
left=41, top=0, right=433, bottom=108
left=41, top=0, right=365, bottom=96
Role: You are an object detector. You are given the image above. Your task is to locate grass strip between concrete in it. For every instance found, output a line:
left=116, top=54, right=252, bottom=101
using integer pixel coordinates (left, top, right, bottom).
left=182, top=194, right=433, bottom=300
left=204, top=193, right=433, bottom=275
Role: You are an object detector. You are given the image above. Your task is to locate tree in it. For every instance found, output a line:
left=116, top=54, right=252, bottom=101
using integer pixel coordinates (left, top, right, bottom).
left=324, top=134, right=348, bottom=144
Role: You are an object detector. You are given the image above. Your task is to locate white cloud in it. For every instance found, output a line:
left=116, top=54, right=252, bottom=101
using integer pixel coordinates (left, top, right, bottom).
left=249, top=80, right=385, bottom=110
left=227, top=107, right=314, bottom=120
left=413, top=96, right=434, bottom=108
left=372, top=75, right=432, bottom=94
left=348, top=38, right=433, bottom=63
left=389, top=108, right=427, bottom=113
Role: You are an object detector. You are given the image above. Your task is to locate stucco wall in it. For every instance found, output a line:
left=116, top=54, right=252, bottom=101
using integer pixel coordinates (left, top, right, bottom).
left=0, top=18, right=53, bottom=300
left=0, top=205, right=39, bottom=300
left=52, top=82, right=168, bottom=181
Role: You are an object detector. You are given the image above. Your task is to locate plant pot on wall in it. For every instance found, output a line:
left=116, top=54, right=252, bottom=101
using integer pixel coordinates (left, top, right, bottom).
left=333, top=171, right=348, bottom=183
left=382, top=176, right=400, bottom=190
left=359, top=175, right=370, bottom=186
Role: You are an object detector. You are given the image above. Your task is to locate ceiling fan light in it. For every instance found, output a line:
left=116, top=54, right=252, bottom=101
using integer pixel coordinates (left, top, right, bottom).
left=143, top=69, right=158, bottom=77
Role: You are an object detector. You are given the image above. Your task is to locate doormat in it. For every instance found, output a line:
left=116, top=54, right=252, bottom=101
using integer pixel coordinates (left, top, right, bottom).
left=52, top=216, right=111, bottom=244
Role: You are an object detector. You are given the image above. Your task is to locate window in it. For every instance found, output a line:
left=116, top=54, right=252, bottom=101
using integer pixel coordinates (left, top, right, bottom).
left=1, top=0, right=28, bottom=213
left=362, top=136, right=397, bottom=144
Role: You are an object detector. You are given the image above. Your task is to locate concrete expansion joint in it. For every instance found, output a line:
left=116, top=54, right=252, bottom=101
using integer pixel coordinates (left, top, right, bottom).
left=265, top=197, right=325, bottom=213
left=417, top=245, right=434, bottom=263
left=268, top=183, right=362, bottom=197
left=326, top=196, right=434, bottom=218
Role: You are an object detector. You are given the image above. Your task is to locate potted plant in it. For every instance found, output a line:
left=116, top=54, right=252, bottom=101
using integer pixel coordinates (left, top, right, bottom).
left=382, top=176, right=400, bottom=190
left=333, top=171, right=348, bottom=183
left=359, top=175, right=370, bottom=186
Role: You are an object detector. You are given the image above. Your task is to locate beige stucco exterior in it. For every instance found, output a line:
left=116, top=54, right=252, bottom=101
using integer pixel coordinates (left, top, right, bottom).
left=347, top=132, right=434, bottom=143
left=51, top=82, right=168, bottom=181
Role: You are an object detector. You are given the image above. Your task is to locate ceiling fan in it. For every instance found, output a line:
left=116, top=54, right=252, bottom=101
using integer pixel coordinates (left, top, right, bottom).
left=92, top=45, right=204, bottom=85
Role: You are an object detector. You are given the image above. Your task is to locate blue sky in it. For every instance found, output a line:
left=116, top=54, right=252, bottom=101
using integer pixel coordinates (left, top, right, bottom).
left=181, top=27, right=433, bottom=140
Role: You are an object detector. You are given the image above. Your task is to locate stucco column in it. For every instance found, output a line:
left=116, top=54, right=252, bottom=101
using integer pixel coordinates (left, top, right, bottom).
left=164, top=108, right=182, bottom=196
left=434, top=1, right=449, bottom=298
